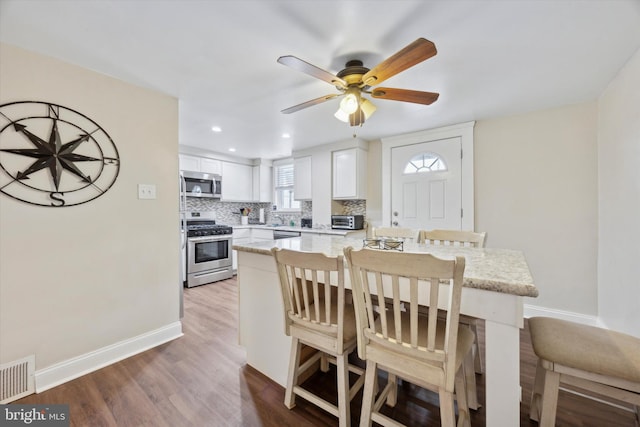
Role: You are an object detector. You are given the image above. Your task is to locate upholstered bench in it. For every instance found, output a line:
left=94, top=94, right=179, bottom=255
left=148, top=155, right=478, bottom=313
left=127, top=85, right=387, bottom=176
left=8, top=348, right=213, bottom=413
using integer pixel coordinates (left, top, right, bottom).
left=528, top=317, right=640, bottom=426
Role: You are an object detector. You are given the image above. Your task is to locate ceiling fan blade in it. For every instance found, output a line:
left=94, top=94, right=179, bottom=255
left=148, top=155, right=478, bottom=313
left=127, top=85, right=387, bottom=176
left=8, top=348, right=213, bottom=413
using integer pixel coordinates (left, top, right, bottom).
left=281, top=94, right=341, bottom=114
left=278, top=55, right=347, bottom=89
left=371, top=88, right=439, bottom=105
left=361, top=38, right=437, bottom=87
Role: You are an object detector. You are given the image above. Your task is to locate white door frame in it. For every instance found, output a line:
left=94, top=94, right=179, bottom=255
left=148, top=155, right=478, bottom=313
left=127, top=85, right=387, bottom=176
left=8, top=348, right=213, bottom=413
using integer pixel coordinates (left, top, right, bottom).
left=381, top=121, right=475, bottom=230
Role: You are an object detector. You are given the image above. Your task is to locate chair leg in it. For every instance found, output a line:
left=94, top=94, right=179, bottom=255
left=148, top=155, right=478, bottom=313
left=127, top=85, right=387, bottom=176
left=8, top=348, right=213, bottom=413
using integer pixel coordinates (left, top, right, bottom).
left=336, top=352, right=351, bottom=427
left=285, top=337, right=301, bottom=409
left=470, top=322, right=483, bottom=374
left=386, top=373, right=398, bottom=407
left=439, top=389, right=457, bottom=427
left=359, top=359, right=377, bottom=427
left=320, top=352, right=329, bottom=372
left=529, top=359, right=546, bottom=422
left=539, top=369, right=561, bottom=427
left=455, top=367, right=471, bottom=427
left=463, top=350, right=479, bottom=410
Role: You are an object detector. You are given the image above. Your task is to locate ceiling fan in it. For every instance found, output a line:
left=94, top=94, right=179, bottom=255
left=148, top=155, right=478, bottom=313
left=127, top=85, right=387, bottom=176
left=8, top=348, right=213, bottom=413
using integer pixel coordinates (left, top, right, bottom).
left=277, top=38, right=439, bottom=127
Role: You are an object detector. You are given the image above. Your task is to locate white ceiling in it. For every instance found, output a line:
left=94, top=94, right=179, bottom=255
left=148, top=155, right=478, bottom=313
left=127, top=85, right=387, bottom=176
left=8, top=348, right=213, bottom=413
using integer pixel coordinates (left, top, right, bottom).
left=1, top=0, right=639, bottom=160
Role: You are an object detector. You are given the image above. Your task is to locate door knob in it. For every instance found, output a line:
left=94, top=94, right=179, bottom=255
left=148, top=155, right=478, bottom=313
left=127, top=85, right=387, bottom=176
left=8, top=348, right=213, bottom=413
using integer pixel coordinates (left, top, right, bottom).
left=392, top=221, right=399, bottom=226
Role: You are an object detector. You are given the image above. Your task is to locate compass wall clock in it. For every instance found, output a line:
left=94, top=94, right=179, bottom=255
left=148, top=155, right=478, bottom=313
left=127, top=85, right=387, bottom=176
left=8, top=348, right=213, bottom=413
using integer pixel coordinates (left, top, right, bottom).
left=0, top=101, right=120, bottom=207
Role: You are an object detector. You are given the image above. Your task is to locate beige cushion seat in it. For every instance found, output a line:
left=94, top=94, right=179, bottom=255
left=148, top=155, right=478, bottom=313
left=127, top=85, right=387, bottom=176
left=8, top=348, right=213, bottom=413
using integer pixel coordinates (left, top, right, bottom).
left=528, top=317, right=640, bottom=426
left=529, top=317, right=640, bottom=385
left=368, top=312, right=475, bottom=378
left=295, top=299, right=358, bottom=342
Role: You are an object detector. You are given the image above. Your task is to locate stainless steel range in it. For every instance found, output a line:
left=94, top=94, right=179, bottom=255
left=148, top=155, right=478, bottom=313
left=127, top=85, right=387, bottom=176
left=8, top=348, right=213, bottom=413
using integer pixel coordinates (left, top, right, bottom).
left=185, top=219, right=233, bottom=288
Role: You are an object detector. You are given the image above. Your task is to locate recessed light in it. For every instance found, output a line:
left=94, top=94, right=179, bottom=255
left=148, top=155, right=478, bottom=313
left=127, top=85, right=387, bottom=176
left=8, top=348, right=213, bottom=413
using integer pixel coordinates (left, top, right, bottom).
left=282, top=133, right=291, bottom=138
left=228, top=148, right=236, bottom=152
left=211, top=126, right=222, bottom=132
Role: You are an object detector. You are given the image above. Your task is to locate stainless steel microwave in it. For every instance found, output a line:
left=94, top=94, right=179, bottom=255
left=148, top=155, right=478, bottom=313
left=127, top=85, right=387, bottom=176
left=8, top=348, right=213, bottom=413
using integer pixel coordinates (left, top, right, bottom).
left=331, top=215, right=364, bottom=230
left=181, top=171, right=221, bottom=198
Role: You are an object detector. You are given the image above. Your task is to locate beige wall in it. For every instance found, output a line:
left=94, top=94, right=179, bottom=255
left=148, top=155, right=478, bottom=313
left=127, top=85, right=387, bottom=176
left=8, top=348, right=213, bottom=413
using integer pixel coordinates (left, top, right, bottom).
left=475, top=103, right=599, bottom=316
left=0, top=44, right=181, bottom=373
left=597, top=48, right=640, bottom=337
left=367, top=103, right=600, bottom=318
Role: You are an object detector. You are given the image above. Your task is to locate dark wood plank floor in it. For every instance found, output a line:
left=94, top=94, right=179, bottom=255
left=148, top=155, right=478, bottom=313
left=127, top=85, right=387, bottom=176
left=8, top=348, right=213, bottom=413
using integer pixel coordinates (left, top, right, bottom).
left=16, top=277, right=636, bottom=426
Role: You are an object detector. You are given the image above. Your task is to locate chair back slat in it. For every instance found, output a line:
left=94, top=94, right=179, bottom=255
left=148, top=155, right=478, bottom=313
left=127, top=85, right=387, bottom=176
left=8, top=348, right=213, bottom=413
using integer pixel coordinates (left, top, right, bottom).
left=344, top=247, right=466, bottom=388
left=427, top=277, right=439, bottom=351
left=410, top=277, right=419, bottom=348
left=418, top=229, right=487, bottom=248
left=392, top=276, right=402, bottom=342
left=324, top=270, right=331, bottom=322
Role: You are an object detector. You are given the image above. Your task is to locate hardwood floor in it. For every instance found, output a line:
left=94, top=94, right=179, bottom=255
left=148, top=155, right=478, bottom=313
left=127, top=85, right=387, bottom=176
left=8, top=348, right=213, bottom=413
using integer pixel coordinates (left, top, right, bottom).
left=16, top=277, right=636, bottom=426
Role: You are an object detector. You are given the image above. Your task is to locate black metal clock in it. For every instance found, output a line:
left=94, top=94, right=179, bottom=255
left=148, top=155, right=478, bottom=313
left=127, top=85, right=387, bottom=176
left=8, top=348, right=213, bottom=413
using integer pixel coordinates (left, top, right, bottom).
left=0, top=101, right=120, bottom=207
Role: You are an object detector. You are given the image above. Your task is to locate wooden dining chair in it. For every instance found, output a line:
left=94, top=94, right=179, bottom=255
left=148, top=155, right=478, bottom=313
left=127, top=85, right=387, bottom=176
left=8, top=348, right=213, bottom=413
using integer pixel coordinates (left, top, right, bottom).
left=417, top=229, right=487, bottom=379
left=528, top=317, right=640, bottom=427
left=344, top=246, right=474, bottom=427
left=271, top=248, right=365, bottom=427
left=372, top=226, right=417, bottom=241
left=417, top=229, right=487, bottom=248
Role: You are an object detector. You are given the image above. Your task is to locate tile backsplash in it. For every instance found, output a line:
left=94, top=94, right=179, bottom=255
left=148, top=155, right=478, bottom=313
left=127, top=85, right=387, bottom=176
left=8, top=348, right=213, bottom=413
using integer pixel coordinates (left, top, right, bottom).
left=184, top=198, right=365, bottom=227
left=336, top=200, right=366, bottom=216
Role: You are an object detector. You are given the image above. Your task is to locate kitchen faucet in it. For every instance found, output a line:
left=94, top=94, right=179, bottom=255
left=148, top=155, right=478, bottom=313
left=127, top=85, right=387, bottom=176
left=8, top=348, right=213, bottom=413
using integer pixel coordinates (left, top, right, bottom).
left=272, top=215, right=284, bottom=225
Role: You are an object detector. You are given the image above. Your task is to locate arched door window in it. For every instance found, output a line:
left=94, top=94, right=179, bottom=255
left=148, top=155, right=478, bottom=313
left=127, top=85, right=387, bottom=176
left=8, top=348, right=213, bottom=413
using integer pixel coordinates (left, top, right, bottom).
left=403, top=152, right=447, bottom=174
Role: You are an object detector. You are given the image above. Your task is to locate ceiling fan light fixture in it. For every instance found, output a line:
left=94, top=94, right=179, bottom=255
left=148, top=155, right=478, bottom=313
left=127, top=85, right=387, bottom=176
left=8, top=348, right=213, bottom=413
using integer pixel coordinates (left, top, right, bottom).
left=339, top=90, right=360, bottom=114
left=360, top=98, right=376, bottom=120
left=334, top=108, right=349, bottom=123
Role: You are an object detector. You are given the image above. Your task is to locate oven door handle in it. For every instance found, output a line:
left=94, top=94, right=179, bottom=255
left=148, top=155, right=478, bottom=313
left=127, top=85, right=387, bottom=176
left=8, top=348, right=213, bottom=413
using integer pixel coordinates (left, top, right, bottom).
left=187, top=235, right=231, bottom=242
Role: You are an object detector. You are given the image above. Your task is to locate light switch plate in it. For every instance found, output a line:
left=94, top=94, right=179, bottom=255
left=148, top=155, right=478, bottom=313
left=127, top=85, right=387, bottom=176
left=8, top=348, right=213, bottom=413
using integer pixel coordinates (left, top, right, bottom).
left=138, top=184, right=156, bottom=200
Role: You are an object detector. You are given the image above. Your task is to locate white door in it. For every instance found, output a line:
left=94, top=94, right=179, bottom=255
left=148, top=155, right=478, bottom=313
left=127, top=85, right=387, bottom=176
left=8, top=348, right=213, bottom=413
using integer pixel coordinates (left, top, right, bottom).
left=391, top=137, right=462, bottom=230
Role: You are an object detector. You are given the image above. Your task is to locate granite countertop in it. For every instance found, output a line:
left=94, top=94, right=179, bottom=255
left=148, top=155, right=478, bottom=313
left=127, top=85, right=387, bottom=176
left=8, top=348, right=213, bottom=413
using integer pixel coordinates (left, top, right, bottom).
left=232, top=224, right=363, bottom=236
left=233, top=234, right=538, bottom=298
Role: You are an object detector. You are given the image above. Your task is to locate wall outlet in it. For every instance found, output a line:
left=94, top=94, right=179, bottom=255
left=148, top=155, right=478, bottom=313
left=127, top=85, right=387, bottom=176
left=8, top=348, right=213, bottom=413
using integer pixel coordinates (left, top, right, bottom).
left=138, top=184, right=156, bottom=200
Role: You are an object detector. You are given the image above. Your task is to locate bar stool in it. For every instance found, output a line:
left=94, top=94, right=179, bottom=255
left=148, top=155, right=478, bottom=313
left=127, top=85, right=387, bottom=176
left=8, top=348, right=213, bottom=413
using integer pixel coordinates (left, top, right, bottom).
left=528, top=317, right=640, bottom=426
left=271, top=248, right=365, bottom=427
left=344, top=246, right=474, bottom=427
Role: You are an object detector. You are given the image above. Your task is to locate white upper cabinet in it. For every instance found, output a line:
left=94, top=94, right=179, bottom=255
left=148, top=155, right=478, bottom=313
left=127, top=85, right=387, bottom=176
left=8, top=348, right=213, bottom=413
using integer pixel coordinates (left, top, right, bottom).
left=179, top=154, right=200, bottom=172
left=333, top=147, right=367, bottom=199
left=221, top=162, right=254, bottom=201
left=200, top=158, right=222, bottom=175
left=252, top=164, right=272, bottom=203
left=179, top=154, right=222, bottom=175
left=294, top=156, right=312, bottom=200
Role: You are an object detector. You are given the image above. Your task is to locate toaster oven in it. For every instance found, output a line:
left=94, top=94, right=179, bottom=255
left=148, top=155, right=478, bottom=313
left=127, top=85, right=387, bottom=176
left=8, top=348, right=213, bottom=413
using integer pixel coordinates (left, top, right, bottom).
left=331, top=215, right=364, bottom=230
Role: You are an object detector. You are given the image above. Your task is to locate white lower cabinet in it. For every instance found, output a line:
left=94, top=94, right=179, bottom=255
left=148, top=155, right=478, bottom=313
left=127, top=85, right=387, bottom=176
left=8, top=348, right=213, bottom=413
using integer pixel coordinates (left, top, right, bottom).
left=251, top=228, right=274, bottom=240
left=232, top=228, right=275, bottom=273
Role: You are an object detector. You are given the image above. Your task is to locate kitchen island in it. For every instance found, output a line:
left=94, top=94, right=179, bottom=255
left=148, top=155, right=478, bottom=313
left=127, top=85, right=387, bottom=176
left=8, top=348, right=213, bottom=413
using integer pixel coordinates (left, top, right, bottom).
left=233, top=234, right=537, bottom=426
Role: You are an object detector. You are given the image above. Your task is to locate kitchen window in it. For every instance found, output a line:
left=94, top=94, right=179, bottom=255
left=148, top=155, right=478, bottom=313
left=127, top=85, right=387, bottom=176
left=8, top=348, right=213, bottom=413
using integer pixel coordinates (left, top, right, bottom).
left=273, top=160, right=300, bottom=211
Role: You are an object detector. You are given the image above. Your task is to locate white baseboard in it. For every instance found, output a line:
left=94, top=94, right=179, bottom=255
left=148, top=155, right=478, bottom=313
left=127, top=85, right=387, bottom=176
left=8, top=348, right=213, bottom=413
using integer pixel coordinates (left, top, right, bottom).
left=35, top=321, right=183, bottom=393
left=523, top=304, right=600, bottom=326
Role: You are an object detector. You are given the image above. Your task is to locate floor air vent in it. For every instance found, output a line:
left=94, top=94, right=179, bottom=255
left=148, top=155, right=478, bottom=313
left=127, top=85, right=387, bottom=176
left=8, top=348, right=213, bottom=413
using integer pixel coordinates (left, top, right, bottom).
left=0, top=355, right=35, bottom=403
